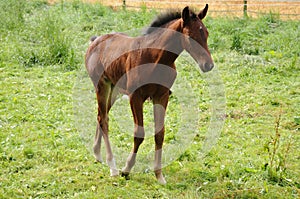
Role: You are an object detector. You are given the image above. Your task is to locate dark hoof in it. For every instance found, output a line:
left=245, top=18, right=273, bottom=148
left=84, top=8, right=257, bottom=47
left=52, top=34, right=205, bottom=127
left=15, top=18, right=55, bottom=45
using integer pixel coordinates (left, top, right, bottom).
left=121, top=172, right=130, bottom=180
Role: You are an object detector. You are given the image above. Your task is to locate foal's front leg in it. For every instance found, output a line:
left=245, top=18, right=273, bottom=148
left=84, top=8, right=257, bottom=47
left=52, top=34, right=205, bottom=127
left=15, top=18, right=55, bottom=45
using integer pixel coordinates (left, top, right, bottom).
left=122, top=93, right=145, bottom=179
left=153, top=94, right=169, bottom=184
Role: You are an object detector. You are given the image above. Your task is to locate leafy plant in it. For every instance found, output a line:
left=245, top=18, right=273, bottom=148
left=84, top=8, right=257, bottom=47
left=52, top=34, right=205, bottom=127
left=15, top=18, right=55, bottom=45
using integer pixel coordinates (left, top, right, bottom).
left=230, top=33, right=242, bottom=51
left=264, top=110, right=294, bottom=185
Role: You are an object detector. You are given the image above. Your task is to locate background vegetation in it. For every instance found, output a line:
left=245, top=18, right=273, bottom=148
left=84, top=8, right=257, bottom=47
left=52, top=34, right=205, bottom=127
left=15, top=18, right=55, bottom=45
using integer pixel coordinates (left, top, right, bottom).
left=0, top=0, right=299, bottom=198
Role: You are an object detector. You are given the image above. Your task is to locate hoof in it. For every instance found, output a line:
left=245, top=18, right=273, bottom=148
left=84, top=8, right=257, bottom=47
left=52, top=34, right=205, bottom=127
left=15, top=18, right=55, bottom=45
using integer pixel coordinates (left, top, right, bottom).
left=155, top=173, right=167, bottom=185
left=110, top=169, right=119, bottom=177
left=121, top=172, right=130, bottom=180
left=94, top=154, right=103, bottom=163
left=157, top=176, right=167, bottom=185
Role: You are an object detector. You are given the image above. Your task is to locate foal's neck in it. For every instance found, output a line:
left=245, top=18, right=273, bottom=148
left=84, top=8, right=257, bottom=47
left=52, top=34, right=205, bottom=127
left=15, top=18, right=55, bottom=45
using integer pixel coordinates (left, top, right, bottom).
left=144, top=19, right=184, bottom=64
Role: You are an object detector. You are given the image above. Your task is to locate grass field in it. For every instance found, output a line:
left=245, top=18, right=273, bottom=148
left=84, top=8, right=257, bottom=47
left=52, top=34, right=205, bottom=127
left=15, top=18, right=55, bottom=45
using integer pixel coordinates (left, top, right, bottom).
left=0, top=0, right=299, bottom=198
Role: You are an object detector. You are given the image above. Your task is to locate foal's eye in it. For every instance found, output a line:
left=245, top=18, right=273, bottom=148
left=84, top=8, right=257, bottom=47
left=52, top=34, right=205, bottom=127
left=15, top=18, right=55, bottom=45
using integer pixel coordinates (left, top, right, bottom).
left=199, top=26, right=204, bottom=33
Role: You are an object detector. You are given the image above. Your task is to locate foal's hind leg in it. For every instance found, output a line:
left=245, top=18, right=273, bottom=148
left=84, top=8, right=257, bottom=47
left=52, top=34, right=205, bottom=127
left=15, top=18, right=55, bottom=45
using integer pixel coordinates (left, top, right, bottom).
left=93, top=85, right=116, bottom=163
left=94, top=79, right=118, bottom=176
left=93, top=122, right=103, bottom=163
left=122, top=93, right=145, bottom=178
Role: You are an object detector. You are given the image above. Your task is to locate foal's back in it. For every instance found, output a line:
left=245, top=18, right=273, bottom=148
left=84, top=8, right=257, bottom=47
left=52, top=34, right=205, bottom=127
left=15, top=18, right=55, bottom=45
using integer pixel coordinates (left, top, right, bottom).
left=85, top=33, right=136, bottom=85
left=85, top=31, right=175, bottom=91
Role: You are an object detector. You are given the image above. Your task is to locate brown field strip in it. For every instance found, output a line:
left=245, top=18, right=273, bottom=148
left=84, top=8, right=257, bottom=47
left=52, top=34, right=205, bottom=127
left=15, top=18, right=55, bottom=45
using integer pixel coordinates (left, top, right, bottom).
left=49, top=0, right=300, bottom=19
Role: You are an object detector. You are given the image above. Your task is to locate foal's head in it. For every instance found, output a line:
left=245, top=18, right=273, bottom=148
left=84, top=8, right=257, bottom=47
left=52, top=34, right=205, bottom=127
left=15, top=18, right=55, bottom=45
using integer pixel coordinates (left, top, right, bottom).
left=180, top=5, right=214, bottom=72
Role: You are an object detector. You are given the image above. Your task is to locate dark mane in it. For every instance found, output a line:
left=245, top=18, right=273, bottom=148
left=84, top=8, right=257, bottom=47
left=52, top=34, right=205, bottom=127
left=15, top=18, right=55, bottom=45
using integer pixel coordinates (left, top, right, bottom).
left=145, top=11, right=182, bottom=34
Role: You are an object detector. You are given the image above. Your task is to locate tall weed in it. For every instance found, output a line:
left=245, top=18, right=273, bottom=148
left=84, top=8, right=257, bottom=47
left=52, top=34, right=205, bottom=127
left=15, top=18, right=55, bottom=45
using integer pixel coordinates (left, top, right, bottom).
left=264, top=110, right=295, bottom=186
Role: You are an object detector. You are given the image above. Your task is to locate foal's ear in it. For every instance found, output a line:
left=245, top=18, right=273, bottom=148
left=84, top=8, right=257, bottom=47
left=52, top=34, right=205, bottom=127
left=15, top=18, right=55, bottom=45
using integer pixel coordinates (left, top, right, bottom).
left=182, top=6, right=190, bottom=24
left=198, top=4, right=208, bottom=20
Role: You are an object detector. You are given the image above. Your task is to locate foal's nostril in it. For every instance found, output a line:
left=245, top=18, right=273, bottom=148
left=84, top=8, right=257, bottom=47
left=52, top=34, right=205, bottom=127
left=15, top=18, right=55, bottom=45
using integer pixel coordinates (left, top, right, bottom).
left=204, top=63, right=214, bottom=72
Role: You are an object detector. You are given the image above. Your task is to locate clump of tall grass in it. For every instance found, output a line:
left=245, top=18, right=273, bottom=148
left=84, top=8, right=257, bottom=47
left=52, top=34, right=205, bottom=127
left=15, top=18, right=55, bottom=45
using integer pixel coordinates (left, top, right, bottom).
left=0, top=0, right=26, bottom=31
left=1, top=0, right=81, bottom=70
left=43, top=13, right=76, bottom=70
left=263, top=110, right=295, bottom=186
left=22, top=5, right=77, bottom=70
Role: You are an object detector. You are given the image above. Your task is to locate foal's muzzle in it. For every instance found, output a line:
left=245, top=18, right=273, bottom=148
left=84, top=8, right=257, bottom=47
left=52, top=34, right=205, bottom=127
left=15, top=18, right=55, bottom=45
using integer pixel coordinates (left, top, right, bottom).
left=201, top=62, right=214, bottom=73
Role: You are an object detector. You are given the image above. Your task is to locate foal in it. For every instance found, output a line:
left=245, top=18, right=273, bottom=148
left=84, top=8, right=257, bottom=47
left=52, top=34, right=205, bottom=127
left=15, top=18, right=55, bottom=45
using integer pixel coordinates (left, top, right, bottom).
left=85, top=5, right=214, bottom=184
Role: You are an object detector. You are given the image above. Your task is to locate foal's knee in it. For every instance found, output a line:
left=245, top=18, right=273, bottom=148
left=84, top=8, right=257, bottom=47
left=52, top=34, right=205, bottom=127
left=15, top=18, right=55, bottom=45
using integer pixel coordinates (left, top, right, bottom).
left=134, top=137, right=144, bottom=147
left=133, top=126, right=145, bottom=147
left=133, top=133, right=144, bottom=153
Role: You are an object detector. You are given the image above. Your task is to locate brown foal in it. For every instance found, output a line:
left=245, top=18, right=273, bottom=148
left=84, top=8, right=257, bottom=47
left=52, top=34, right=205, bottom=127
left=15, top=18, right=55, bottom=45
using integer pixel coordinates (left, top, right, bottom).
left=85, top=4, right=214, bottom=184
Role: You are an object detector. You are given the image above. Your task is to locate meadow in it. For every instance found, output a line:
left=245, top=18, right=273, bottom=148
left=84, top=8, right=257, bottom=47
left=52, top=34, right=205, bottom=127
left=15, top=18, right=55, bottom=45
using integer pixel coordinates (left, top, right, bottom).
left=0, top=0, right=299, bottom=198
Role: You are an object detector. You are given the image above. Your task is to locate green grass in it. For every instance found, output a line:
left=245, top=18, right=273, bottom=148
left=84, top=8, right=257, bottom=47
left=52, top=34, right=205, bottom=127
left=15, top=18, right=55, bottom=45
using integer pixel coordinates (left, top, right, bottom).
left=0, top=0, right=299, bottom=198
